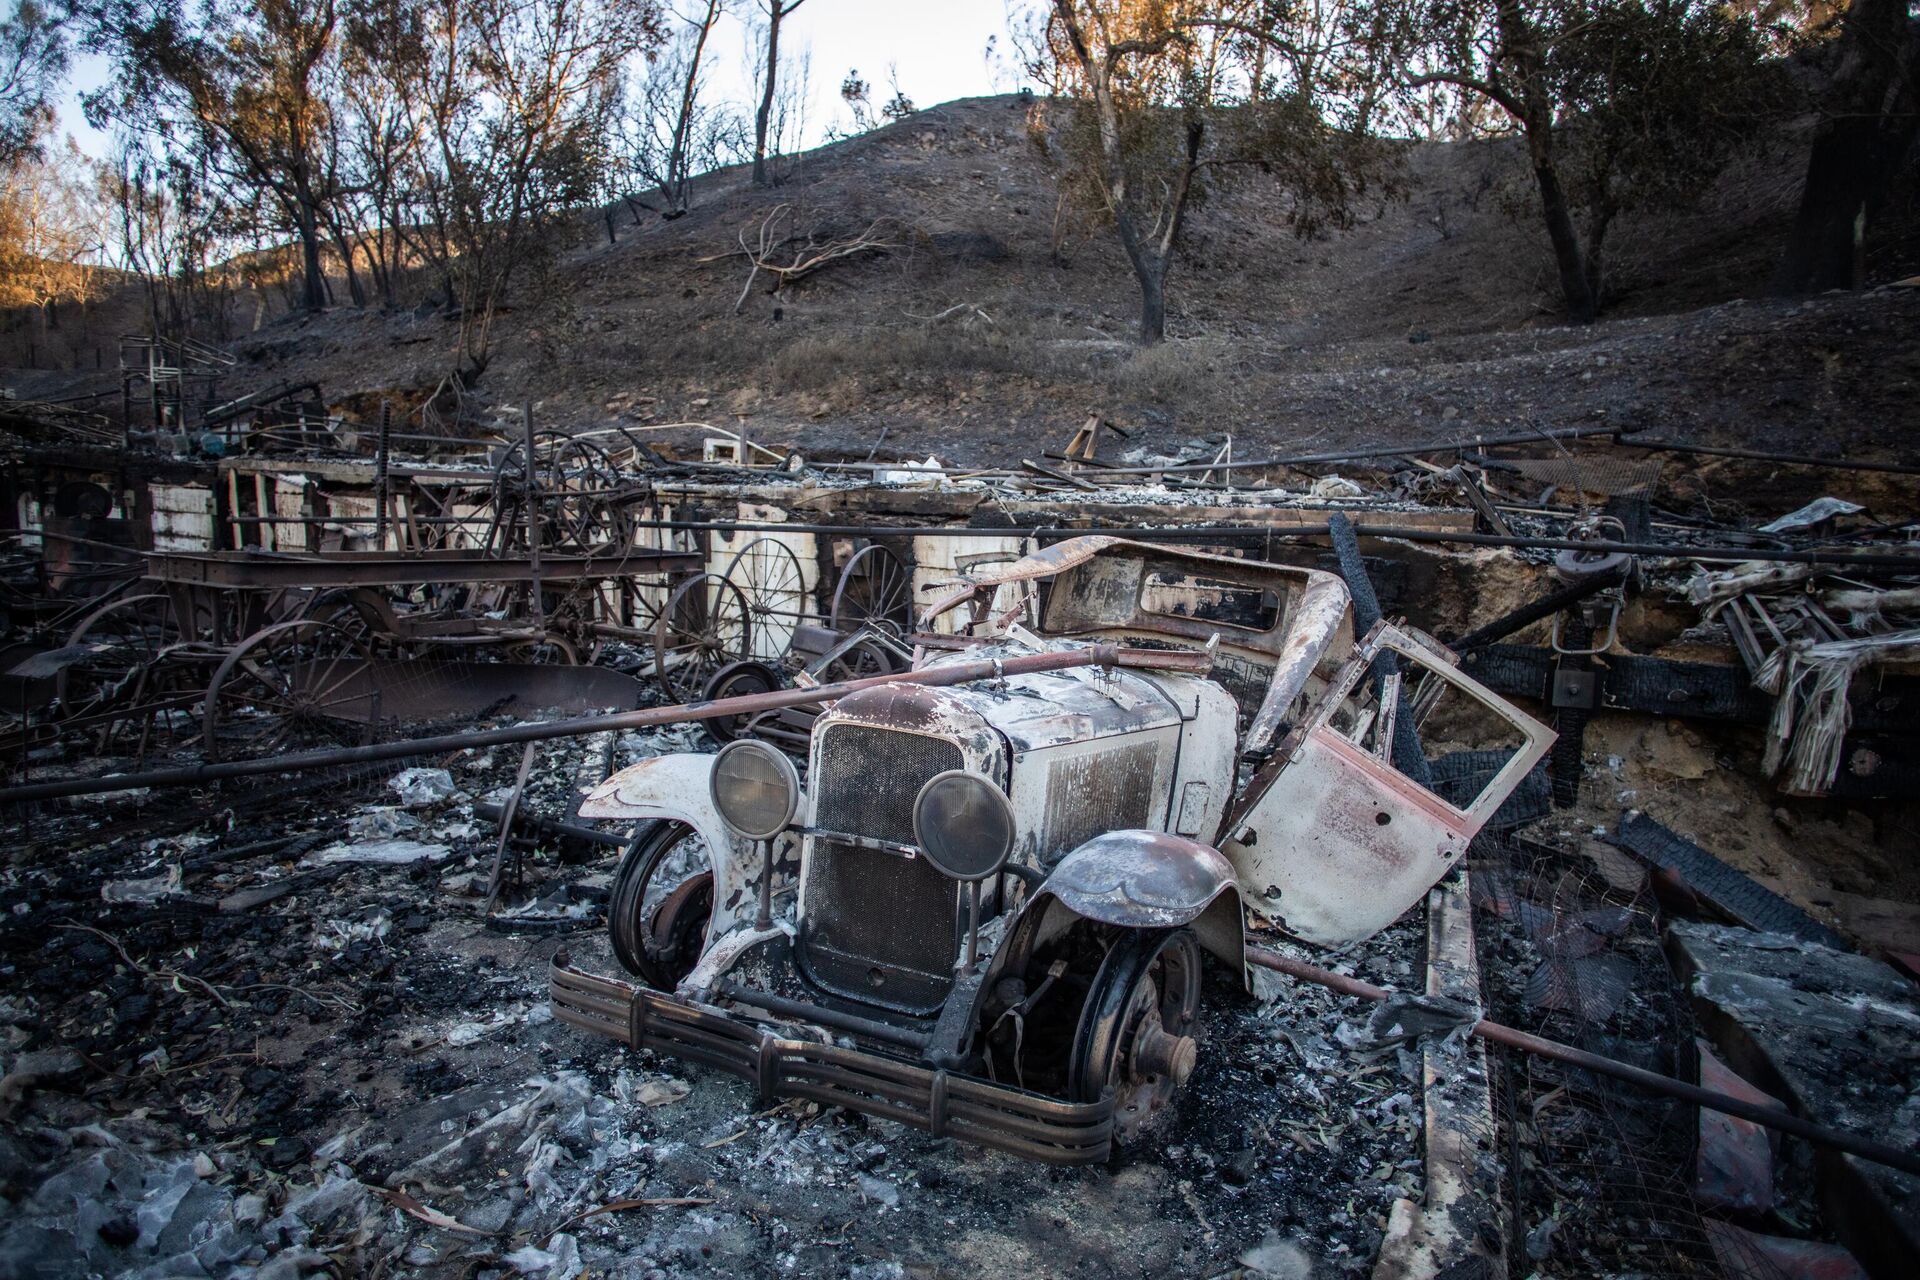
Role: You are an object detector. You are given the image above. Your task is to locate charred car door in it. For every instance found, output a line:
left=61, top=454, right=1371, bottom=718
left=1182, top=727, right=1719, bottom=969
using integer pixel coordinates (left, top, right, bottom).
left=1223, top=624, right=1555, bottom=944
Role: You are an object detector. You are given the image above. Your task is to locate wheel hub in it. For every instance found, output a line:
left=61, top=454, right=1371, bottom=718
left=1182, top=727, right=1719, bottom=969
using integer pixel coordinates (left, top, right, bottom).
left=1130, top=1018, right=1198, bottom=1086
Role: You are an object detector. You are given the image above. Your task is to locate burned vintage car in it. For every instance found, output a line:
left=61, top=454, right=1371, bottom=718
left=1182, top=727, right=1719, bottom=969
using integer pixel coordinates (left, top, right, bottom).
left=551, top=536, right=1553, bottom=1162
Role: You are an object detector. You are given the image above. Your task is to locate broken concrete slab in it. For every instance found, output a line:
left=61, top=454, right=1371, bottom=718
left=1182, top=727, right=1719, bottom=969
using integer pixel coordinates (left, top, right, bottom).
left=1667, top=922, right=1920, bottom=1280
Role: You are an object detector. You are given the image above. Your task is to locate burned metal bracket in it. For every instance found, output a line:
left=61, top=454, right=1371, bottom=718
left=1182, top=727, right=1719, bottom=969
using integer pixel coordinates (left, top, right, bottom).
left=1550, top=667, right=1598, bottom=711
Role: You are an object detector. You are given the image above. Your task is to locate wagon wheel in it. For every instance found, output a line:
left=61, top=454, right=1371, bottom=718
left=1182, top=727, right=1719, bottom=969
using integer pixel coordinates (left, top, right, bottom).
left=1069, top=929, right=1202, bottom=1139
left=163, top=586, right=264, bottom=649
left=608, top=819, right=714, bottom=990
left=619, top=525, right=701, bottom=633
left=818, top=637, right=898, bottom=683
left=652, top=573, right=751, bottom=702
left=56, top=593, right=201, bottom=757
left=58, top=594, right=179, bottom=716
left=202, top=620, right=382, bottom=761
left=298, top=587, right=394, bottom=652
left=548, top=436, right=631, bottom=550
left=486, top=430, right=571, bottom=552
left=499, top=634, right=581, bottom=665
left=829, top=544, right=912, bottom=638
left=724, top=537, right=808, bottom=661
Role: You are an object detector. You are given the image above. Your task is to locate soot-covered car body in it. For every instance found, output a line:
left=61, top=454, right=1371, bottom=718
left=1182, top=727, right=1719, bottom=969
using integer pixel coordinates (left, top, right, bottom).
left=551, top=536, right=1553, bottom=1162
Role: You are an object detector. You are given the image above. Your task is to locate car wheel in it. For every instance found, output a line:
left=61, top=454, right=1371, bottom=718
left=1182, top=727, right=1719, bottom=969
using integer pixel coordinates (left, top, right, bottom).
left=608, top=819, right=713, bottom=989
left=1067, top=928, right=1202, bottom=1138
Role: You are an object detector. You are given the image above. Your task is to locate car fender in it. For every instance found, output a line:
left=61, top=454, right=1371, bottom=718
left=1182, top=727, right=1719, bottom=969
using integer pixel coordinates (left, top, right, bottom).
left=991, top=830, right=1248, bottom=992
left=579, top=752, right=804, bottom=939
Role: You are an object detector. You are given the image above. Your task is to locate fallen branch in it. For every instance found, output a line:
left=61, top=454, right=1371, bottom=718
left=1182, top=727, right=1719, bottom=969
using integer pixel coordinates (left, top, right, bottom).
left=905, top=301, right=994, bottom=327
left=715, top=204, right=896, bottom=313
left=59, top=923, right=231, bottom=1008
left=371, top=1186, right=497, bottom=1237
left=565, top=1196, right=718, bottom=1230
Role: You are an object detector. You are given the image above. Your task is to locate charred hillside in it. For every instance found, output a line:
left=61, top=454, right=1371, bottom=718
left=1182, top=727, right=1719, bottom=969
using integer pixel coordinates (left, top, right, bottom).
left=9, top=95, right=1919, bottom=466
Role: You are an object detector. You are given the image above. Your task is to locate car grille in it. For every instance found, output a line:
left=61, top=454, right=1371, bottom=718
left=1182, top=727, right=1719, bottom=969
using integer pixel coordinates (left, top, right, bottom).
left=812, top=723, right=962, bottom=844
left=801, top=724, right=966, bottom=1013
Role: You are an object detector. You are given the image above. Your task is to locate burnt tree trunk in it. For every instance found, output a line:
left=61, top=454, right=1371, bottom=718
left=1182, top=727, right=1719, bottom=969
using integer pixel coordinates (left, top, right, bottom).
left=1529, top=157, right=1597, bottom=322
left=1775, top=0, right=1919, bottom=293
left=1498, top=0, right=1599, bottom=323
left=1119, top=239, right=1169, bottom=345
left=329, top=224, right=366, bottom=307
left=752, top=1, right=786, bottom=188
left=661, top=0, right=721, bottom=216
left=297, top=218, right=328, bottom=312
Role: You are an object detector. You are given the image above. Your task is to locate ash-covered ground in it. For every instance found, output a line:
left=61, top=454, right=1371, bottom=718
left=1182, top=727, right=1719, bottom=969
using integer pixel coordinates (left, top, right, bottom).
left=0, top=725, right=1428, bottom=1280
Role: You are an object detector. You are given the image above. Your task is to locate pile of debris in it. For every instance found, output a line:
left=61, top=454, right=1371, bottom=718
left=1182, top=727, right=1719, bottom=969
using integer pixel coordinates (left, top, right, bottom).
left=3, top=396, right=1919, bottom=1280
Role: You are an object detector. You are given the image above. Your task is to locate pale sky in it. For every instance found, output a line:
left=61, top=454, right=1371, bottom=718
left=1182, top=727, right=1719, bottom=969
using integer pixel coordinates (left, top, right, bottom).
left=56, top=0, right=1031, bottom=159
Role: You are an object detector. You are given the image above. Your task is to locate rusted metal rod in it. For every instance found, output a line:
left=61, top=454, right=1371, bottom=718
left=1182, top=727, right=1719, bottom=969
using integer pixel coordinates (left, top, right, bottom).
left=2, top=644, right=1207, bottom=806
left=472, top=800, right=625, bottom=847
left=1448, top=563, right=1629, bottom=652
left=1245, top=945, right=1920, bottom=1178
left=1036, top=422, right=1639, bottom=476
left=594, top=519, right=1920, bottom=571
left=1618, top=437, right=1920, bottom=477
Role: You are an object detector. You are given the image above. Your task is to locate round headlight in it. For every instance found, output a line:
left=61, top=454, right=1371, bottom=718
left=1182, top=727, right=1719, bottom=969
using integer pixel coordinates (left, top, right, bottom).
left=912, top=770, right=1015, bottom=881
left=709, top=740, right=799, bottom=840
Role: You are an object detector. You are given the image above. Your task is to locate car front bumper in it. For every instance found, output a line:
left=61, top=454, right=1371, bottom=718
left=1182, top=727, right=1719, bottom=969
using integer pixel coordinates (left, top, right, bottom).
left=549, top=956, right=1116, bottom=1164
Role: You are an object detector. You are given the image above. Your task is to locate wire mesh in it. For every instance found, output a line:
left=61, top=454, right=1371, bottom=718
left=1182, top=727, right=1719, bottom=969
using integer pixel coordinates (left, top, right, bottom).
left=1504, top=452, right=1667, bottom=499
left=1467, top=829, right=1802, bottom=1280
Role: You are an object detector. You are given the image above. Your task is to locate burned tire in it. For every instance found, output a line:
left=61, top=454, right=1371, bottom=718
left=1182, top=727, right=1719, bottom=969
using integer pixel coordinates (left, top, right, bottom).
left=1068, top=928, right=1202, bottom=1139
left=608, top=819, right=714, bottom=990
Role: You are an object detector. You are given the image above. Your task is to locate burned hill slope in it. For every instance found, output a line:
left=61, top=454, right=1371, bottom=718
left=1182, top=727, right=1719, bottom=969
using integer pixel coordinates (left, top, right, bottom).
left=13, top=95, right=1919, bottom=466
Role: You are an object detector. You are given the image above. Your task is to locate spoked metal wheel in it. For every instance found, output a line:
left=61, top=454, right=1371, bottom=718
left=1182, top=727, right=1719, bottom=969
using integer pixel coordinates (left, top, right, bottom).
left=55, top=593, right=202, bottom=757
left=548, top=436, right=631, bottom=550
left=201, top=620, right=382, bottom=761
left=298, top=588, right=393, bottom=653
left=652, top=573, right=751, bottom=702
left=622, top=528, right=701, bottom=634
left=608, top=819, right=714, bottom=989
left=818, top=638, right=898, bottom=683
left=724, top=537, right=808, bottom=661
left=829, top=543, right=913, bottom=638
left=58, top=594, right=179, bottom=717
left=499, top=635, right=581, bottom=665
left=486, top=429, right=569, bottom=552
left=1068, top=929, right=1203, bottom=1137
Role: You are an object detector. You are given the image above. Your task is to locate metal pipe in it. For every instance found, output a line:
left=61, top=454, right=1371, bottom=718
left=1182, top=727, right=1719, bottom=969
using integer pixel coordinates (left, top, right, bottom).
left=374, top=401, right=392, bottom=547
left=249, top=428, right=509, bottom=448
left=1244, top=944, right=1920, bottom=1178
left=716, top=981, right=931, bottom=1050
left=1449, top=563, right=1629, bottom=652
left=1618, top=438, right=1920, bottom=477
left=522, top=405, right=545, bottom=632
left=2, top=644, right=1201, bottom=806
left=602, top=518, right=1920, bottom=570
left=14, top=514, right=1918, bottom=570
left=1028, top=423, right=1637, bottom=477
left=471, top=800, right=626, bottom=847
